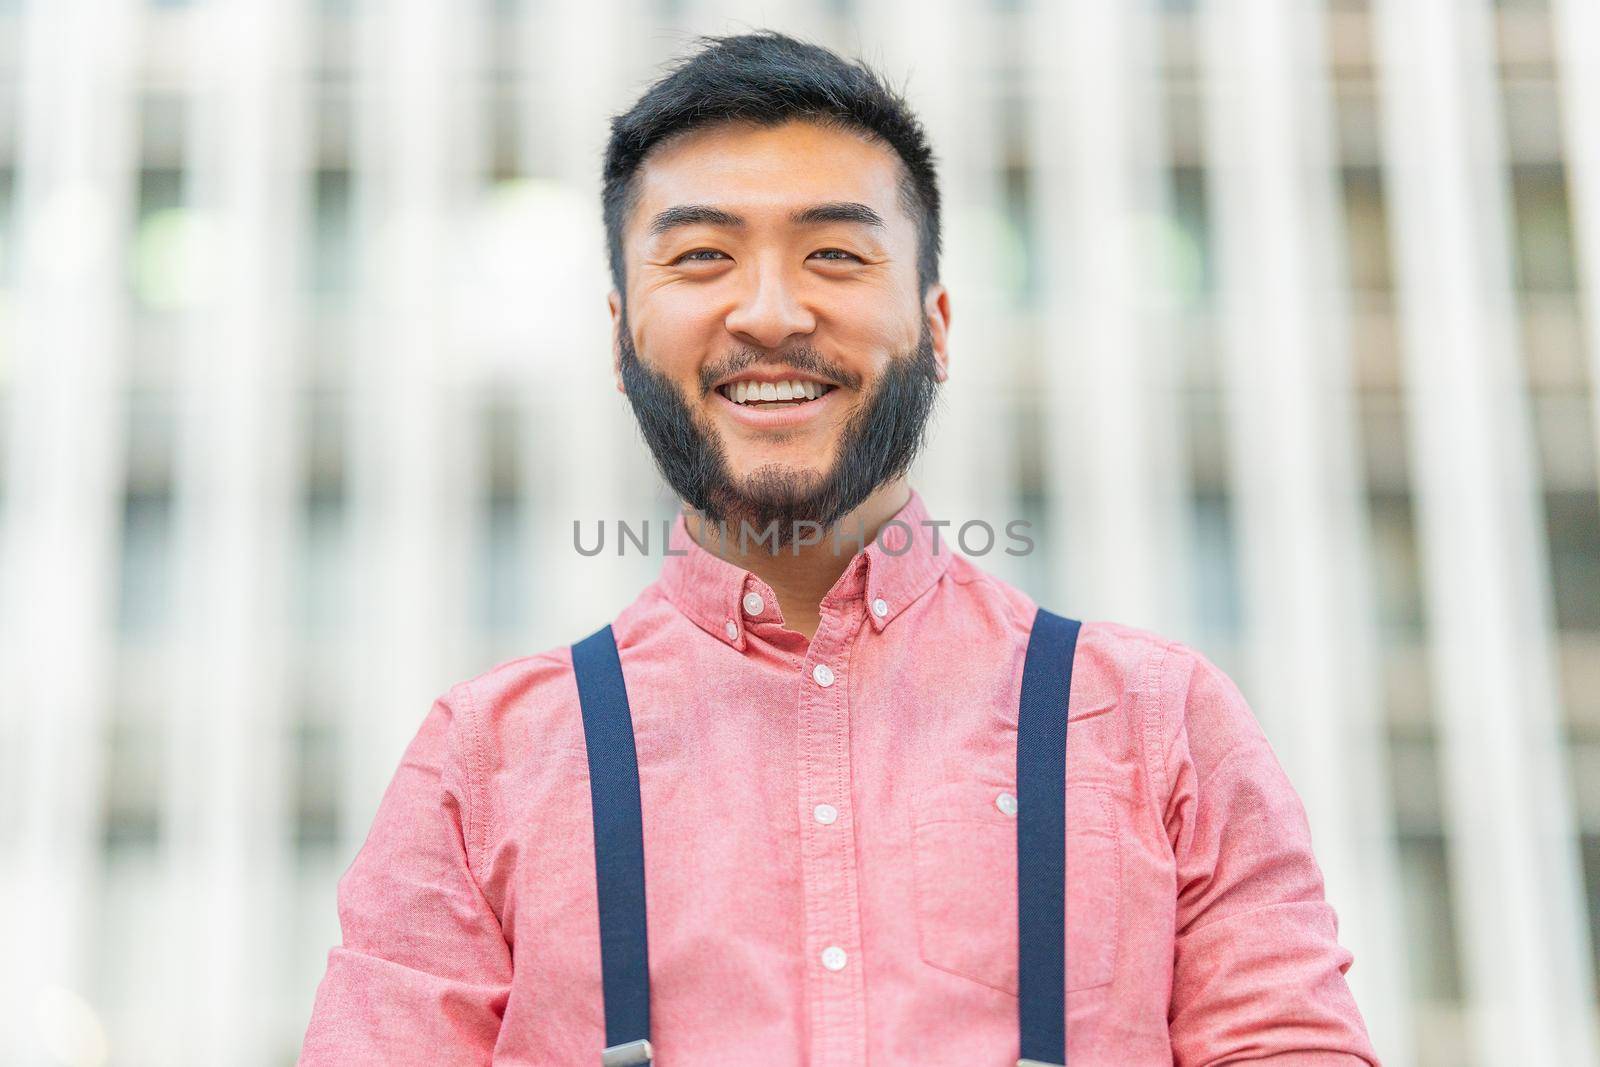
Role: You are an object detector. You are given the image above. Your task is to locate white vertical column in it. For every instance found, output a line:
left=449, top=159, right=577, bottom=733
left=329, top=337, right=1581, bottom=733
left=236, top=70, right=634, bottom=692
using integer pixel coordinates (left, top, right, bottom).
left=162, top=1, right=307, bottom=1063
left=519, top=0, right=640, bottom=647
left=1197, top=0, right=1410, bottom=1059
left=0, top=0, right=140, bottom=1062
left=1551, top=0, right=1600, bottom=474
left=1026, top=0, right=1190, bottom=632
left=343, top=0, right=485, bottom=840
left=858, top=0, right=1011, bottom=549
left=1372, top=0, right=1598, bottom=1061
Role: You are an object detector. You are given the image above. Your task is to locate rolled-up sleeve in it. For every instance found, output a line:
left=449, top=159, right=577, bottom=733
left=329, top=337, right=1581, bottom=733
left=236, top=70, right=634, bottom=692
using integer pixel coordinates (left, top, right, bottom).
left=299, top=682, right=512, bottom=1066
left=1160, top=645, right=1380, bottom=1067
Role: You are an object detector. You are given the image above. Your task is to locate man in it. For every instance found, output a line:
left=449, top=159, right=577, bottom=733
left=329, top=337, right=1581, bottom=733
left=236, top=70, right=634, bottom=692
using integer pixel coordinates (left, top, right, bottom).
left=300, top=31, right=1380, bottom=1067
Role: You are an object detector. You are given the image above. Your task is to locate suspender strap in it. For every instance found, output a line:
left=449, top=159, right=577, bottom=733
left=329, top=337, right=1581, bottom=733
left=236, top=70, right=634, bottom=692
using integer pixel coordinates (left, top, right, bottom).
left=572, top=624, right=655, bottom=1067
left=1016, top=606, right=1081, bottom=1067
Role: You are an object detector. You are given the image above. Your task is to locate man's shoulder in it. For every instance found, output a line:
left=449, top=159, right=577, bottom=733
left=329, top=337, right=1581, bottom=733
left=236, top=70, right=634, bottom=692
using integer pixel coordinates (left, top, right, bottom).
left=1078, top=620, right=1205, bottom=691
left=458, top=641, right=576, bottom=692
left=1066, top=621, right=1264, bottom=760
left=940, top=555, right=1210, bottom=722
left=943, top=553, right=1189, bottom=660
left=440, top=600, right=678, bottom=728
left=439, top=639, right=586, bottom=752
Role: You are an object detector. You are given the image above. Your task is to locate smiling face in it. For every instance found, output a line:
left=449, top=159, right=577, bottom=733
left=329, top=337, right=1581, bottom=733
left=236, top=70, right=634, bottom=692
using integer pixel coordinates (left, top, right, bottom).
left=608, top=118, right=951, bottom=538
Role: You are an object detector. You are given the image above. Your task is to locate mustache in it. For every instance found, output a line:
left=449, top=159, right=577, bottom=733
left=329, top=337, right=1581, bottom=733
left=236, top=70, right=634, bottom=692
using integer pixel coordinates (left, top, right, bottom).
left=699, top=345, right=864, bottom=395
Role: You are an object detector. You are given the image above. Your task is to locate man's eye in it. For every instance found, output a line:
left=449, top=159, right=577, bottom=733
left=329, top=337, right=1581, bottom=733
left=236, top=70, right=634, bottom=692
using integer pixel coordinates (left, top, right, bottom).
left=675, top=249, right=729, bottom=263
left=811, top=249, right=860, bottom=262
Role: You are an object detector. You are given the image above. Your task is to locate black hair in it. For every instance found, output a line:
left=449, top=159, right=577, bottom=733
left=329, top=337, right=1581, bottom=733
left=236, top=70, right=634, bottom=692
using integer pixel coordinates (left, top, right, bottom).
left=601, top=31, right=942, bottom=301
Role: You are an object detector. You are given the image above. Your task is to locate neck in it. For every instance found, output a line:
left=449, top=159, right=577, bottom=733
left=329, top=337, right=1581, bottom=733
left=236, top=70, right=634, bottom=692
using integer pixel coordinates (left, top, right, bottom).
left=682, top=479, right=912, bottom=641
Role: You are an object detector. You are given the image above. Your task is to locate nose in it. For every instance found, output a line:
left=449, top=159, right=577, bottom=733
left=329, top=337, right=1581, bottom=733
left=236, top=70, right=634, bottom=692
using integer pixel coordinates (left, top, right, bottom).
left=723, top=257, right=816, bottom=349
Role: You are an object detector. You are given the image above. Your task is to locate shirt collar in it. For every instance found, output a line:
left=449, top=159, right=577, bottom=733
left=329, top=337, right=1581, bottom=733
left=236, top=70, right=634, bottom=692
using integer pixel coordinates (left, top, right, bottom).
left=657, top=487, right=954, bottom=650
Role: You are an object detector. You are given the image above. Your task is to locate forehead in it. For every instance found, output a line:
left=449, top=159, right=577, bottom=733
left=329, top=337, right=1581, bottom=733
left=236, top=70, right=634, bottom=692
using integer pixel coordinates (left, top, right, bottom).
left=628, top=119, right=908, bottom=237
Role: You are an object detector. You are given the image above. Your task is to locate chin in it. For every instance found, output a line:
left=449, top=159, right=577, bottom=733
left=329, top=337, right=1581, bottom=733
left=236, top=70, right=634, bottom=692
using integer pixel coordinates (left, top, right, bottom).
left=729, top=461, right=830, bottom=493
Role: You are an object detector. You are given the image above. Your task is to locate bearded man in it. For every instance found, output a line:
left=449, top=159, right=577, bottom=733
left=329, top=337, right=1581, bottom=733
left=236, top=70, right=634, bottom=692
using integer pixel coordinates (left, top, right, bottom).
left=300, top=31, right=1379, bottom=1067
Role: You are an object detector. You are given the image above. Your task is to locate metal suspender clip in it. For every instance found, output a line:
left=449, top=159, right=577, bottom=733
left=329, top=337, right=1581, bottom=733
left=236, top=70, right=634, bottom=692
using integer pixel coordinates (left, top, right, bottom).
left=601, top=1038, right=653, bottom=1066
left=1018, top=1060, right=1066, bottom=1067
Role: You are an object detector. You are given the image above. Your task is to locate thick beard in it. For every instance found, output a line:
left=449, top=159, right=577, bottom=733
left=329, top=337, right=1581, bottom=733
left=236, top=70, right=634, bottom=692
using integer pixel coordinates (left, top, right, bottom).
left=616, top=311, right=941, bottom=551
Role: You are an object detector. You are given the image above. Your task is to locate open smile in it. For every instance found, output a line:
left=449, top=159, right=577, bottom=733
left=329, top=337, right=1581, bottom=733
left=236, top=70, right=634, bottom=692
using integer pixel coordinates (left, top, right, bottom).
left=712, top=375, right=840, bottom=429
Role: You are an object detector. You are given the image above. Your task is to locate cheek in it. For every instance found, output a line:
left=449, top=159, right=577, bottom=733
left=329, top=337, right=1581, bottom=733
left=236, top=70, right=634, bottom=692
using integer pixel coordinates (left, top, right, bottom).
left=632, top=303, right=720, bottom=375
left=825, top=289, right=919, bottom=349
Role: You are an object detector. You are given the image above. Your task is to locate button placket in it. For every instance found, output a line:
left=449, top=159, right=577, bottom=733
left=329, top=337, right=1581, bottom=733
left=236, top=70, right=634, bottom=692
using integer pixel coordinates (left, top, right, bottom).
left=795, top=611, right=868, bottom=1066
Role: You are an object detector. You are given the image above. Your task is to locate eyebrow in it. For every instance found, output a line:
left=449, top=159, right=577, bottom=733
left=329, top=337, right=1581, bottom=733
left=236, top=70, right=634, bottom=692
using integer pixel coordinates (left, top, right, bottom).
left=791, top=201, right=886, bottom=229
left=646, top=201, right=887, bottom=238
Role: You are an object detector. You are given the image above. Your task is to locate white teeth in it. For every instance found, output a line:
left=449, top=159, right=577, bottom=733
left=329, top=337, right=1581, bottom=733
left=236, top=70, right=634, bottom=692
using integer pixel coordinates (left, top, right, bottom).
left=722, top=379, right=831, bottom=405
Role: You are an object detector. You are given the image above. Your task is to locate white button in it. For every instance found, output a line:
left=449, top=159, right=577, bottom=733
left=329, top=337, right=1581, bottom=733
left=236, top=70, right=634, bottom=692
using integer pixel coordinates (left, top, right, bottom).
left=871, top=597, right=888, bottom=618
left=813, top=803, right=838, bottom=825
left=724, top=619, right=738, bottom=641
left=820, top=945, right=847, bottom=971
left=742, top=591, right=765, bottom=616
left=812, top=663, right=835, bottom=687
left=996, top=792, right=1018, bottom=816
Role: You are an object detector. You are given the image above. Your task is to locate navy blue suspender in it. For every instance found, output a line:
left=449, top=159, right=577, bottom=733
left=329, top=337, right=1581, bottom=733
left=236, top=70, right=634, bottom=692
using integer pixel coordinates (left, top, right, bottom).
left=1016, top=607, right=1080, bottom=1067
left=572, top=605, right=1080, bottom=1067
left=572, top=626, right=656, bottom=1067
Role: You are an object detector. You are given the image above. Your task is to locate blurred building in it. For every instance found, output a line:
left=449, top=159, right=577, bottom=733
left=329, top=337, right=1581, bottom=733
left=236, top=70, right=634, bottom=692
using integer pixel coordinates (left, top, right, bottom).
left=1, top=0, right=1597, bottom=1065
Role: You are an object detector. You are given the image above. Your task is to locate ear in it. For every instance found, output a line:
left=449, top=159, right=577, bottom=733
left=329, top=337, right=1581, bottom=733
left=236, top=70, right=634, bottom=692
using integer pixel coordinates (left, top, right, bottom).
left=607, top=290, right=626, bottom=394
left=923, top=284, right=951, bottom=383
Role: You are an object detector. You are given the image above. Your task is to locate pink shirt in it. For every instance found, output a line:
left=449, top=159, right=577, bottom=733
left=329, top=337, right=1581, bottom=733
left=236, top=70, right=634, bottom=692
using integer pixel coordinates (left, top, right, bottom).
left=299, top=488, right=1380, bottom=1066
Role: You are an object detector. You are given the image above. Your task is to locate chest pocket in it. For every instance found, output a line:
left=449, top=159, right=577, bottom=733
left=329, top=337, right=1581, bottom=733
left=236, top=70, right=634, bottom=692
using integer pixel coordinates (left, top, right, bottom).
left=911, top=779, right=1122, bottom=996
